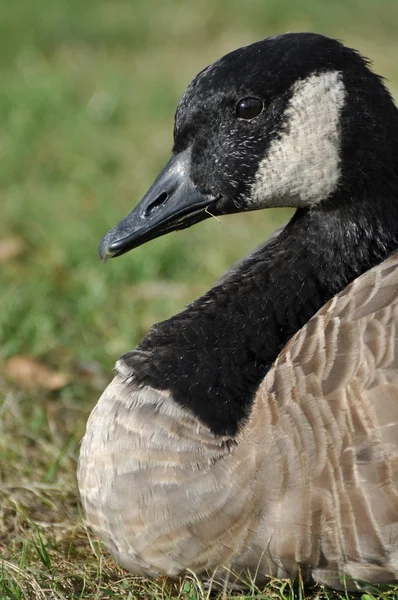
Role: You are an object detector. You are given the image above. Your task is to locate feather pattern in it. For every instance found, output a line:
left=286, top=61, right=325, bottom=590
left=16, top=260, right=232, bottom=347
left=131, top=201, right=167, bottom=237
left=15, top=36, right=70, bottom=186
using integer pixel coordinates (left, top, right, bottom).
left=79, top=252, right=398, bottom=590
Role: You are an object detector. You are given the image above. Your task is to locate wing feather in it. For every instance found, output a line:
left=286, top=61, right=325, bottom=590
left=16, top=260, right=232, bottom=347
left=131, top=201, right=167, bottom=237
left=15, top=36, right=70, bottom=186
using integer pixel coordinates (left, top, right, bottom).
left=78, top=252, right=398, bottom=590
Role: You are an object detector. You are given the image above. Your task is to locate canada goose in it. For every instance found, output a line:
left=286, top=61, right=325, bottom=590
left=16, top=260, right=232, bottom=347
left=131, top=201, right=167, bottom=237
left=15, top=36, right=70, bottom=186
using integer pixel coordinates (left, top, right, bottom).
left=78, top=33, right=398, bottom=591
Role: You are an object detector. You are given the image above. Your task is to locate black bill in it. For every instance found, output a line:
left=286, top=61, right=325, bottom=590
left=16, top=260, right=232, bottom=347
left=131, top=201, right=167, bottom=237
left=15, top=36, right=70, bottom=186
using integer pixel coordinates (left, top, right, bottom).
left=99, top=149, right=219, bottom=261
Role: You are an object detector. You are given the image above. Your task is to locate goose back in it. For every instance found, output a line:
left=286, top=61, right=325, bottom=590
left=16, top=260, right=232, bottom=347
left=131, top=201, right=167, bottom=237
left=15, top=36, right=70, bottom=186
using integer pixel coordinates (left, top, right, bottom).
left=79, top=250, right=398, bottom=590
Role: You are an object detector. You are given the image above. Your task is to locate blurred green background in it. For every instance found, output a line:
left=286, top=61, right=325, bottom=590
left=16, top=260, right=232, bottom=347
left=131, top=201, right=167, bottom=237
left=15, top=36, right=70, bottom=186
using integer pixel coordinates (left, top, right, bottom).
left=1, top=0, right=398, bottom=369
left=1, top=1, right=398, bottom=598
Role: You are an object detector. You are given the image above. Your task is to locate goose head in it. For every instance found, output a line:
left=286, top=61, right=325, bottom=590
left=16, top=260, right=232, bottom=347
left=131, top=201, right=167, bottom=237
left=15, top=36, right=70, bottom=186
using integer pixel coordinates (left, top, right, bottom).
left=99, top=32, right=398, bottom=260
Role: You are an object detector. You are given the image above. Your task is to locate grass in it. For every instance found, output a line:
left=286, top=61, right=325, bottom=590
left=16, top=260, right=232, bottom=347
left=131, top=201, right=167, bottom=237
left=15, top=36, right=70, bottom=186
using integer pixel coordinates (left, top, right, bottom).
left=1, top=0, right=398, bottom=598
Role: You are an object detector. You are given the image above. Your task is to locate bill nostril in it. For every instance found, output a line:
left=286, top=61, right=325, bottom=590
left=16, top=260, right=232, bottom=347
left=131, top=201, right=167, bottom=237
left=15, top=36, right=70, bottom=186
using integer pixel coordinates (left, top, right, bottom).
left=145, top=192, right=169, bottom=216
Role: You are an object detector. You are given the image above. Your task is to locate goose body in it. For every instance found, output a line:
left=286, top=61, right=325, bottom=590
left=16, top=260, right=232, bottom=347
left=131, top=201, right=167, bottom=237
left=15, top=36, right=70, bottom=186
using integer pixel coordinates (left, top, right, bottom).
left=78, top=33, right=398, bottom=590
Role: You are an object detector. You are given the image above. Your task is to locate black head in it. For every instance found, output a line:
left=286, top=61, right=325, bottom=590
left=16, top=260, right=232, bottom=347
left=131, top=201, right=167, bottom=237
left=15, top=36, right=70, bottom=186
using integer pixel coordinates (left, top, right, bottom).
left=99, top=33, right=398, bottom=260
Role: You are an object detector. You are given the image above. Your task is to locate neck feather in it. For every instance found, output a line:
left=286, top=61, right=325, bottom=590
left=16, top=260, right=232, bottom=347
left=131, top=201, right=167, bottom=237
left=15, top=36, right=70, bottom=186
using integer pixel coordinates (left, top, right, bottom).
left=122, top=193, right=398, bottom=435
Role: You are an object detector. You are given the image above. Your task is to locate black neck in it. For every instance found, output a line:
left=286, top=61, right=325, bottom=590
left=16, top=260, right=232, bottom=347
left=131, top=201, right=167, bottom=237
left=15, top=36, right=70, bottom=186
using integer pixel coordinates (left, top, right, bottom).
left=123, top=192, right=398, bottom=435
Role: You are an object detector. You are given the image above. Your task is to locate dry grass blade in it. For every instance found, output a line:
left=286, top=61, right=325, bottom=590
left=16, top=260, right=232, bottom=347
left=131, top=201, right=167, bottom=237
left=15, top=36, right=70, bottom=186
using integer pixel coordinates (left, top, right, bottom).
left=0, top=237, right=25, bottom=263
left=1, top=559, right=46, bottom=600
left=4, top=356, right=69, bottom=391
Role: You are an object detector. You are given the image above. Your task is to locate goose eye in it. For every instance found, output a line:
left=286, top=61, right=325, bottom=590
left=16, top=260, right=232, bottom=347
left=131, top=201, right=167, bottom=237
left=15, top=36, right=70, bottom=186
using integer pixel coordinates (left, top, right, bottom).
left=236, top=97, right=263, bottom=120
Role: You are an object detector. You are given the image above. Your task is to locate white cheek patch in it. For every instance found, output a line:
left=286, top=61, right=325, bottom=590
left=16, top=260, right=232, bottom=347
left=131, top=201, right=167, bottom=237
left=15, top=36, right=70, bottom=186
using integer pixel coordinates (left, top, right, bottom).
left=250, top=70, right=346, bottom=207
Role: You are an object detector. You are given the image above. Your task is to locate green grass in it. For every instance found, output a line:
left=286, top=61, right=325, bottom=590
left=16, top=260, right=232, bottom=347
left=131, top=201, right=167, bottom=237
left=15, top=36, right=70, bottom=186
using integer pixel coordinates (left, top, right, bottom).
left=1, top=0, right=398, bottom=598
